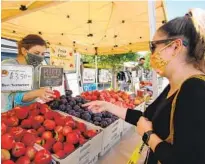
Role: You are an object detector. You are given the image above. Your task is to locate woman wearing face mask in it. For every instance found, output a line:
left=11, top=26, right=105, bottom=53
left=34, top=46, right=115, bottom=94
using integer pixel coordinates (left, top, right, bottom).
left=83, top=8, right=205, bottom=164
left=1, top=34, right=55, bottom=112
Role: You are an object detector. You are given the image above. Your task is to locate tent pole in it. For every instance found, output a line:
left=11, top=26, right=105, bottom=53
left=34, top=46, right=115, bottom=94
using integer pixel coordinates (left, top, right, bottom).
left=148, top=0, right=158, bottom=99
left=95, top=55, right=98, bottom=90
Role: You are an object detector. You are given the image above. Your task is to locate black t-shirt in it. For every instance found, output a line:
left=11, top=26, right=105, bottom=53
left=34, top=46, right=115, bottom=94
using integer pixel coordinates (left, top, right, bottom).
left=125, top=76, right=205, bottom=164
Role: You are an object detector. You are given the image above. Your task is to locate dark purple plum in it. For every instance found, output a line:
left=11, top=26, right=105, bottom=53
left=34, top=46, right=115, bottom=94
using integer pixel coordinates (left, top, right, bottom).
left=65, top=90, right=73, bottom=96
left=60, top=95, right=66, bottom=99
left=66, top=104, right=72, bottom=111
left=74, top=112, right=81, bottom=118
left=105, top=118, right=112, bottom=124
left=73, top=105, right=80, bottom=110
left=69, top=100, right=76, bottom=107
left=94, top=121, right=100, bottom=126
left=93, top=113, right=103, bottom=118
left=60, top=98, right=68, bottom=105
left=93, top=117, right=102, bottom=122
left=49, top=100, right=60, bottom=110
left=59, top=104, right=66, bottom=111
left=101, top=121, right=108, bottom=128
left=81, top=113, right=91, bottom=121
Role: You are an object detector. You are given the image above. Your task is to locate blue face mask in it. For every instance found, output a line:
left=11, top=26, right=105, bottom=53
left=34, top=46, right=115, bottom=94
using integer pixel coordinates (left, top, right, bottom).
left=25, top=53, right=44, bottom=67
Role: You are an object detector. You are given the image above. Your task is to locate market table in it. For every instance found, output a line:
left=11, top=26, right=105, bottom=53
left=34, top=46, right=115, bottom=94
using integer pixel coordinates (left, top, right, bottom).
left=97, top=127, right=147, bottom=164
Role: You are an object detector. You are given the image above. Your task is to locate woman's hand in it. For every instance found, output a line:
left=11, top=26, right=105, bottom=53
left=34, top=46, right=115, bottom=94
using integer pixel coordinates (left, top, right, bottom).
left=36, top=88, right=56, bottom=102
left=82, top=101, right=111, bottom=113
left=83, top=101, right=128, bottom=120
left=137, top=116, right=153, bottom=136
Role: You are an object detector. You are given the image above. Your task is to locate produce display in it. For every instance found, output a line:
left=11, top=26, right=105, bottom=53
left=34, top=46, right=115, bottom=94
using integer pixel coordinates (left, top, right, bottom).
left=133, top=96, right=144, bottom=106
left=140, top=81, right=152, bottom=87
left=81, top=90, right=145, bottom=108
left=48, top=90, right=119, bottom=128
left=1, top=89, right=146, bottom=163
left=1, top=103, right=98, bottom=162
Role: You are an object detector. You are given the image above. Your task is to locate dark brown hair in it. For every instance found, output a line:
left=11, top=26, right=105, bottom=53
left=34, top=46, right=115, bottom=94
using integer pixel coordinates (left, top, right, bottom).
left=158, top=14, right=205, bottom=72
left=18, top=34, right=46, bottom=56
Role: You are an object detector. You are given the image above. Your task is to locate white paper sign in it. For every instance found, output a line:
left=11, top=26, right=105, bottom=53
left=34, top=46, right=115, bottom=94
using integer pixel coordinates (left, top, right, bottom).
left=66, top=73, right=80, bottom=96
left=83, top=68, right=96, bottom=84
left=1, top=65, right=33, bottom=91
left=99, top=69, right=110, bottom=83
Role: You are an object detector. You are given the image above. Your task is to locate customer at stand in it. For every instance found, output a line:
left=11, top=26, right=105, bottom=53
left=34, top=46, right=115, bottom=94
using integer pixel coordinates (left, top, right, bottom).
left=84, top=8, right=205, bottom=164
left=1, top=34, right=55, bottom=112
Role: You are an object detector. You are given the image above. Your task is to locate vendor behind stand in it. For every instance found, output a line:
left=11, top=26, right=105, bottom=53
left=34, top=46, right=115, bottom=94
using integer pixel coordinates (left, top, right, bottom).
left=1, top=34, right=55, bottom=112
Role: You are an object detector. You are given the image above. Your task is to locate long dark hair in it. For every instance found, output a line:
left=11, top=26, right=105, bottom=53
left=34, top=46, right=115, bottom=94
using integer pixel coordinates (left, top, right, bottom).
left=158, top=10, right=205, bottom=73
left=18, top=34, right=46, bottom=56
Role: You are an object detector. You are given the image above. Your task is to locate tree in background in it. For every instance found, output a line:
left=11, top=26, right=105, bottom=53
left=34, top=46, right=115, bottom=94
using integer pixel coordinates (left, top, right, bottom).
left=82, top=53, right=138, bottom=89
left=144, top=52, right=151, bottom=70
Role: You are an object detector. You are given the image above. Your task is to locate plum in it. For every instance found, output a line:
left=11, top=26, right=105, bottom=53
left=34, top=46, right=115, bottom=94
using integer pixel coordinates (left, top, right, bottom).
left=73, top=105, right=80, bottom=111
left=60, top=98, right=67, bottom=105
left=59, top=104, right=66, bottom=111
left=93, top=117, right=101, bottom=122
left=65, top=90, right=73, bottom=96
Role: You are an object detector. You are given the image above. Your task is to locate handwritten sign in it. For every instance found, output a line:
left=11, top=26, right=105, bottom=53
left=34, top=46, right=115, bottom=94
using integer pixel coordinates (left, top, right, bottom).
left=50, top=45, right=75, bottom=71
left=1, top=65, right=33, bottom=91
left=83, top=68, right=96, bottom=84
left=39, top=66, right=63, bottom=87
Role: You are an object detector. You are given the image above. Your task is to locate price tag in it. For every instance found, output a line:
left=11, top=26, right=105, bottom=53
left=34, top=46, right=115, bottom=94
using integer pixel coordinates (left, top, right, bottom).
left=83, top=68, right=96, bottom=84
left=39, top=66, right=63, bottom=87
left=127, top=142, right=142, bottom=164
left=1, top=65, right=34, bottom=91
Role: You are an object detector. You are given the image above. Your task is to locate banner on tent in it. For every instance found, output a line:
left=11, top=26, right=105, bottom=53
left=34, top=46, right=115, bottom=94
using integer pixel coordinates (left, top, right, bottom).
left=83, top=68, right=96, bottom=84
left=50, top=45, right=75, bottom=71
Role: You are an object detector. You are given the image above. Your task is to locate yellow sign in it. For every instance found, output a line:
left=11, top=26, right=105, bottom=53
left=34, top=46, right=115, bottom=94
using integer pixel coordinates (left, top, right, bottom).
left=50, top=45, right=75, bottom=71
left=127, top=142, right=143, bottom=164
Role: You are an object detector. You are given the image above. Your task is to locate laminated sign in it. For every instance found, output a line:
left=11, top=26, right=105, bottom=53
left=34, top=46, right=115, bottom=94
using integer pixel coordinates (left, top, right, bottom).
left=83, top=68, right=96, bottom=84
left=99, top=69, right=110, bottom=83
left=39, top=66, right=63, bottom=87
left=1, top=65, right=33, bottom=91
left=50, top=45, right=75, bottom=71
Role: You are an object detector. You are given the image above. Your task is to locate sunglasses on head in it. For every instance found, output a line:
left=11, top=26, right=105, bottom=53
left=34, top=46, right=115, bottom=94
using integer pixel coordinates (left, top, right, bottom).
left=149, top=38, right=189, bottom=53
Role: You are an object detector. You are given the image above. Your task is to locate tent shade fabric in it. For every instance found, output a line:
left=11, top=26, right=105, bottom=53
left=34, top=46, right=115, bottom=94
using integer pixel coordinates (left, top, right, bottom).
left=2, top=1, right=167, bottom=55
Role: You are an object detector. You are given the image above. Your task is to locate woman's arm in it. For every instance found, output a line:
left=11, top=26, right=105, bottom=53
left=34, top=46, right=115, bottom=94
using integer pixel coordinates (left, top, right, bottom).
left=23, top=88, right=55, bottom=103
left=13, top=92, right=35, bottom=106
left=84, top=85, right=169, bottom=125
left=14, top=88, right=55, bottom=107
left=83, top=101, right=143, bottom=122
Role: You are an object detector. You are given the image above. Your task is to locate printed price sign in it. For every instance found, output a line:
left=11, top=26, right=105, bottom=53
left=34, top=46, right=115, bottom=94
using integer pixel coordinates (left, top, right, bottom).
left=1, top=65, right=33, bottom=91
left=39, top=66, right=63, bottom=87
left=83, top=68, right=96, bottom=84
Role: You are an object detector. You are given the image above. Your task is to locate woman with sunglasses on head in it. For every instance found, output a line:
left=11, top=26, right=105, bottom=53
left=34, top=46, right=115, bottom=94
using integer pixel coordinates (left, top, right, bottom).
left=1, top=34, right=55, bottom=112
left=83, top=8, right=205, bottom=164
